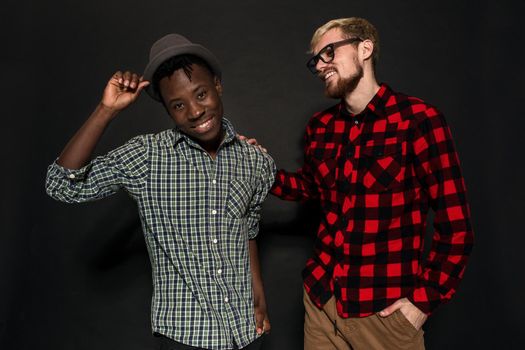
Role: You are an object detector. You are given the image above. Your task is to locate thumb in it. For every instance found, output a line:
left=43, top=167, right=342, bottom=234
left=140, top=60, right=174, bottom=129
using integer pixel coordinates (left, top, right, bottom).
left=135, top=80, right=150, bottom=94
left=128, top=81, right=150, bottom=102
left=263, top=317, right=271, bottom=334
left=379, top=300, right=402, bottom=317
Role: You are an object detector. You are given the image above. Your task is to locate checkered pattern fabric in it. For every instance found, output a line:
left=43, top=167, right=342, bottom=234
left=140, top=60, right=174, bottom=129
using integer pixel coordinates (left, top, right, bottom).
left=271, top=84, right=474, bottom=317
left=46, top=118, right=276, bottom=349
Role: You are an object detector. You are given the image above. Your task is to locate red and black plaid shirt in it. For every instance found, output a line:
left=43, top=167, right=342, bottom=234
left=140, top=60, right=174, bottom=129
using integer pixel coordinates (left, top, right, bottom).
left=271, top=84, right=474, bottom=317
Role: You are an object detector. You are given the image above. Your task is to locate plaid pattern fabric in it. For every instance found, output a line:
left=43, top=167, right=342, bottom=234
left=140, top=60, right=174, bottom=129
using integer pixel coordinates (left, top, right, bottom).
left=271, top=84, right=474, bottom=317
left=46, top=118, right=276, bottom=349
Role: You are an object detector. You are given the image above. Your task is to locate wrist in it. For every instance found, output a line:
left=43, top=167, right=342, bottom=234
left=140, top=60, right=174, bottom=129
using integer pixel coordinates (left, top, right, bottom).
left=253, top=291, right=266, bottom=308
left=94, top=103, right=120, bottom=123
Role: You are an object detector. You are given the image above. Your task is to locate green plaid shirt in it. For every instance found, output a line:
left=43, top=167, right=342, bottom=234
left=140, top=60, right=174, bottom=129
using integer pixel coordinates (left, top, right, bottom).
left=46, top=118, right=276, bottom=350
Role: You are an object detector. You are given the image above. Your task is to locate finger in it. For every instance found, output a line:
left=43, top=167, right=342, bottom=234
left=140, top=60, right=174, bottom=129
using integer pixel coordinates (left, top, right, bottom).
left=247, top=138, right=258, bottom=146
left=128, top=80, right=150, bottom=100
left=263, top=318, right=271, bottom=334
left=129, top=73, right=140, bottom=89
left=258, top=145, right=268, bottom=153
left=112, top=71, right=123, bottom=84
left=255, top=313, right=264, bottom=335
left=122, top=71, right=132, bottom=88
left=237, top=134, right=247, bottom=141
left=108, top=71, right=124, bottom=89
left=379, top=300, right=402, bottom=317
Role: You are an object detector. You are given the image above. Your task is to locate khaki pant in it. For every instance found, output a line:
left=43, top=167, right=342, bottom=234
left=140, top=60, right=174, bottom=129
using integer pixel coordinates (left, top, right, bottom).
left=304, top=290, right=425, bottom=350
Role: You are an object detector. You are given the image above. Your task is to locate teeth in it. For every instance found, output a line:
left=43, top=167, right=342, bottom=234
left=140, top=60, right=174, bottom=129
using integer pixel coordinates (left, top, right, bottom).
left=196, top=119, right=212, bottom=130
left=324, top=71, right=336, bottom=80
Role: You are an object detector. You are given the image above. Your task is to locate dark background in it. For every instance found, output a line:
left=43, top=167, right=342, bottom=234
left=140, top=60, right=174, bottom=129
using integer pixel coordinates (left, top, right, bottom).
left=2, top=0, right=524, bottom=349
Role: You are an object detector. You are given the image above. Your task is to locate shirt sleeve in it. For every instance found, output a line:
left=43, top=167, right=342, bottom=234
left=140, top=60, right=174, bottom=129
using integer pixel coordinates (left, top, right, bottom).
left=270, top=124, right=319, bottom=202
left=246, top=151, right=277, bottom=239
left=407, top=107, right=474, bottom=315
left=45, top=135, right=149, bottom=203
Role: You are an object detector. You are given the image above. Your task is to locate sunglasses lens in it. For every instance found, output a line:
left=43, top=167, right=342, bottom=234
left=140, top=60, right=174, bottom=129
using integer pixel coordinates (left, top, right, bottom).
left=307, top=57, right=318, bottom=73
left=322, top=46, right=334, bottom=62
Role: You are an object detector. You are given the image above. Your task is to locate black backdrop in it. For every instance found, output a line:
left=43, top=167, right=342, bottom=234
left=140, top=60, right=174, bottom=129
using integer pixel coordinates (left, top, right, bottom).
left=2, top=0, right=524, bottom=349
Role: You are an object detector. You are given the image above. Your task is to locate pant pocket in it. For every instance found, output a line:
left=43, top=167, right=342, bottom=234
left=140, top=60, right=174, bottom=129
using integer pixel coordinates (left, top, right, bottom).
left=394, top=310, right=420, bottom=335
left=378, top=310, right=421, bottom=342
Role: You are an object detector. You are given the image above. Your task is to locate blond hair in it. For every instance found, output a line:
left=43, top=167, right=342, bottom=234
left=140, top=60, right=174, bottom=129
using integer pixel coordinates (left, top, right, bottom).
left=310, top=17, right=380, bottom=68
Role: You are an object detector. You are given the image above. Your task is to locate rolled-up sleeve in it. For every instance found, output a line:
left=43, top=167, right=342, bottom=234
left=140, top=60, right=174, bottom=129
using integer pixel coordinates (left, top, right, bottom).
left=45, top=136, right=149, bottom=203
left=246, top=151, right=276, bottom=239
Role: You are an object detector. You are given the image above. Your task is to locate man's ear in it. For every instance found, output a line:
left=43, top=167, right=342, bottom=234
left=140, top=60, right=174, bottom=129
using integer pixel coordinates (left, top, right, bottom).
left=214, top=76, right=223, bottom=96
left=360, top=39, right=374, bottom=62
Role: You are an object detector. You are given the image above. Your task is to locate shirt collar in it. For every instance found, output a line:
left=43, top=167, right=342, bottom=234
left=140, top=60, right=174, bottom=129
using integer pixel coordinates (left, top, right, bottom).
left=338, top=83, right=393, bottom=122
left=171, top=117, right=237, bottom=149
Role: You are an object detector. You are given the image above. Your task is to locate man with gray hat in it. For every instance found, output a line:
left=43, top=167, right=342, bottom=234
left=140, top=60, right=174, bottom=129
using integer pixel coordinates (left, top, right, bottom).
left=45, top=34, right=275, bottom=350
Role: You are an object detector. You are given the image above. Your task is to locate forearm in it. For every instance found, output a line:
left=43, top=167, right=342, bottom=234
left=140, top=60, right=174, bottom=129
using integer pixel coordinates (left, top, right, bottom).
left=271, top=168, right=317, bottom=202
left=249, top=240, right=266, bottom=308
left=57, top=103, right=118, bottom=169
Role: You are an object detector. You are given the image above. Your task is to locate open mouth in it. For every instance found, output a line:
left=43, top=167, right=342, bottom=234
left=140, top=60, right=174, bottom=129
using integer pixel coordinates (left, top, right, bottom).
left=323, top=70, right=337, bottom=82
left=192, top=116, right=215, bottom=133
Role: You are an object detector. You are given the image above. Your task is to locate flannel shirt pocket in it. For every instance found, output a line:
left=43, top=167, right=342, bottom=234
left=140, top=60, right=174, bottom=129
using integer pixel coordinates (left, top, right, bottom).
left=358, top=142, right=404, bottom=192
left=309, top=143, right=342, bottom=189
left=226, top=178, right=252, bottom=219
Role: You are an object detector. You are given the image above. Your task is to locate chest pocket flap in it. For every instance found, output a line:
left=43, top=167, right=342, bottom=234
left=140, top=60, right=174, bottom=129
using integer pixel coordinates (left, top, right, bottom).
left=358, top=142, right=404, bottom=192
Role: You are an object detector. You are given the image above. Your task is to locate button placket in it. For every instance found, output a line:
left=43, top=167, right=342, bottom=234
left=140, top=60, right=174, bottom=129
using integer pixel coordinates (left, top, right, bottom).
left=208, top=173, right=230, bottom=311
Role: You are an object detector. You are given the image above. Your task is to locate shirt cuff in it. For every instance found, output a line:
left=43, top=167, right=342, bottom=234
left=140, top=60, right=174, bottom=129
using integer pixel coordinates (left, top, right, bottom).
left=407, top=285, right=442, bottom=316
left=247, top=228, right=258, bottom=240
left=48, top=160, right=91, bottom=182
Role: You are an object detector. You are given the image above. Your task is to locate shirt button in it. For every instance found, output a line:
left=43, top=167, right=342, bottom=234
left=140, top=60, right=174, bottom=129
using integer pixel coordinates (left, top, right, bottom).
left=212, top=239, right=218, bottom=244
left=217, top=269, right=222, bottom=274
left=354, top=120, right=359, bottom=125
left=211, top=209, right=217, bottom=215
left=224, top=297, right=229, bottom=303
left=68, top=174, right=76, bottom=179
left=212, top=179, right=217, bottom=184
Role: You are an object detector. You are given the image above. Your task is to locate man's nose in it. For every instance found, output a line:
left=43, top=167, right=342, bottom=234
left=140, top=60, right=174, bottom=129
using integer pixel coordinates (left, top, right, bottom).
left=188, top=102, right=205, bottom=120
left=316, top=59, right=327, bottom=74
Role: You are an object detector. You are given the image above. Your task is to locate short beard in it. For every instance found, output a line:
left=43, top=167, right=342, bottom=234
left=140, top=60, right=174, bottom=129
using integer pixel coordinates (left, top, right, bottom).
left=324, top=60, right=364, bottom=99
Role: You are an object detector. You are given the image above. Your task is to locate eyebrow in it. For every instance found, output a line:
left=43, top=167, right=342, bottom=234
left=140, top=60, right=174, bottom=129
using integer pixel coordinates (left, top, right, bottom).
left=321, top=42, right=332, bottom=50
left=315, top=42, right=333, bottom=55
left=167, top=84, right=207, bottom=105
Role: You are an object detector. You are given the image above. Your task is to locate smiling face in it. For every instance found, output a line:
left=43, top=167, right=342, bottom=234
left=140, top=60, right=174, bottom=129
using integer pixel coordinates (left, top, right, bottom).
left=313, top=28, right=364, bottom=99
left=159, top=63, right=224, bottom=153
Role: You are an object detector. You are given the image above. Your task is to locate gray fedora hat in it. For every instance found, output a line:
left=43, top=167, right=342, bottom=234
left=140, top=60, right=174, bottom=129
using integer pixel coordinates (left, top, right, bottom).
left=143, top=34, right=222, bottom=101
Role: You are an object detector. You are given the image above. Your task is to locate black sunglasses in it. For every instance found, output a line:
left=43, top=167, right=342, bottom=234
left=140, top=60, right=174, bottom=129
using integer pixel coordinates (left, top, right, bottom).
left=306, top=37, right=363, bottom=74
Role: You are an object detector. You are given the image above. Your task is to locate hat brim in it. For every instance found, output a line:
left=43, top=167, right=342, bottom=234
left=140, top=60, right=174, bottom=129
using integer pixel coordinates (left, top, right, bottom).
left=143, top=44, right=222, bottom=102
